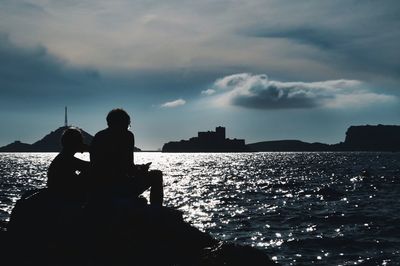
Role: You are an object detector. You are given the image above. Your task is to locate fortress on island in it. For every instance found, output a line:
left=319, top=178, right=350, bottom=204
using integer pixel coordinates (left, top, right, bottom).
left=162, top=126, right=247, bottom=152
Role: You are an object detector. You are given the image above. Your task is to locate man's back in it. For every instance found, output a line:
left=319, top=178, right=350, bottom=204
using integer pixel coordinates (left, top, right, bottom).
left=47, top=152, right=88, bottom=191
left=90, top=128, right=135, bottom=186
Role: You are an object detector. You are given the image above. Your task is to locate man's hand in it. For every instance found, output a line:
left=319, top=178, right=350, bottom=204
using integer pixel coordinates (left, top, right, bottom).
left=143, top=162, right=152, bottom=171
left=132, top=162, right=152, bottom=176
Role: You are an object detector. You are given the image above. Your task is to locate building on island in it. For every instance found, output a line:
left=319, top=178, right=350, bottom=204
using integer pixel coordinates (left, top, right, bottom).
left=162, top=126, right=247, bottom=152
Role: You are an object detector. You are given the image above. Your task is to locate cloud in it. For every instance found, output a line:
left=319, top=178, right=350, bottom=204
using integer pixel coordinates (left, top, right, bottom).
left=0, top=34, right=221, bottom=111
left=201, top=89, right=216, bottom=95
left=0, top=0, right=399, bottom=85
left=161, top=98, right=186, bottom=108
left=206, top=73, right=396, bottom=109
left=245, top=27, right=340, bottom=49
left=0, top=34, right=99, bottom=100
left=238, top=2, right=400, bottom=80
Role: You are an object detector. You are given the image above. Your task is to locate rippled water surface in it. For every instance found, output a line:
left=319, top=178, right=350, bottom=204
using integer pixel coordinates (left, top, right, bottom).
left=1, top=152, right=400, bottom=265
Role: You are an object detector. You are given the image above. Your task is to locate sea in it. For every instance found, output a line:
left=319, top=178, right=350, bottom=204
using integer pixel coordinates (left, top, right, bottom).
left=0, top=152, right=399, bottom=265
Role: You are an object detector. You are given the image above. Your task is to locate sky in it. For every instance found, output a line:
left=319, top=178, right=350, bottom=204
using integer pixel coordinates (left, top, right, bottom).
left=0, top=0, right=399, bottom=150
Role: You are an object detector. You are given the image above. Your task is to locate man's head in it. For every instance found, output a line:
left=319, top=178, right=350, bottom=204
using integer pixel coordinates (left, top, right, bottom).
left=106, top=108, right=131, bottom=130
left=61, top=127, right=87, bottom=153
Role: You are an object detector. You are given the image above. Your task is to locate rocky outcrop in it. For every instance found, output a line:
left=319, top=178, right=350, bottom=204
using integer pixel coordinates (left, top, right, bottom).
left=341, top=125, right=400, bottom=151
left=3, top=189, right=277, bottom=266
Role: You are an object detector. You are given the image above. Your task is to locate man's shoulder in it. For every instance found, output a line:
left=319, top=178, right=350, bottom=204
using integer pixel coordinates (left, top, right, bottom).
left=127, top=130, right=134, bottom=138
left=94, top=128, right=108, bottom=137
left=49, top=153, right=72, bottom=168
left=93, top=128, right=111, bottom=141
left=92, top=128, right=133, bottom=143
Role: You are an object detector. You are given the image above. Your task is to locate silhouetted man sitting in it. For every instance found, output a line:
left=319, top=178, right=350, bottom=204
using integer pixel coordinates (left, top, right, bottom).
left=47, top=127, right=90, bottom=200
left=90, top=108, right=163, bottom=206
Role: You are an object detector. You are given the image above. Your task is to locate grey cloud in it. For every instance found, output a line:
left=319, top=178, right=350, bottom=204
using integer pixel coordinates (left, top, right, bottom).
left=238, top=1, right=400, bottom=80
left=1, top=0, right=399, bottom=101
left=0, top=34, right=223, bottom=110
left=0, top=34, right=99, bottom=100
left=209, top=73, right=396, bottom=109
left=246, top=27, right=346, bottom=50
left=0, top=0, right=47, bottom=15
left=1, top=0, right=399, bottom=85
left=231, top=83, right=326, bottom=109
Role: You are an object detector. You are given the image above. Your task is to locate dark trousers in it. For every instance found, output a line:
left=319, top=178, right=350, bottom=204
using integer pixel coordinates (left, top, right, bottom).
left=131, top=170, right=164, bottom=206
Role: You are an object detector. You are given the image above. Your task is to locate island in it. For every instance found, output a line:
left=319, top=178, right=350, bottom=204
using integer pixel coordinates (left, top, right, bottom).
left=162, top=126, right=248, bottom=152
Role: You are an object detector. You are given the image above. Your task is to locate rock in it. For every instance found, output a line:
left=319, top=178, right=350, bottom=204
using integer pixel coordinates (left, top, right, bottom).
left=5, top=189, right=277, bottom=265
left=198, top=243, right=276, bottom=266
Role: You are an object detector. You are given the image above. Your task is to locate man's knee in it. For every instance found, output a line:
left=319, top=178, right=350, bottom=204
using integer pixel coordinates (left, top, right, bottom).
left=149, top=170, right=163, bottom=184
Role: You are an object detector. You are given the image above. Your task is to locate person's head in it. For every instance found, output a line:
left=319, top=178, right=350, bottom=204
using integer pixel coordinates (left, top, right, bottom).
left=61, top=127, right=87, bottom=153
left=106, top=108, right=131, bottom=130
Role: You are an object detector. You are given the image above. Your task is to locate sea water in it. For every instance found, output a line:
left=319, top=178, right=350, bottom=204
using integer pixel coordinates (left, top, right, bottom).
left=0, top=152, right=399, bottom=265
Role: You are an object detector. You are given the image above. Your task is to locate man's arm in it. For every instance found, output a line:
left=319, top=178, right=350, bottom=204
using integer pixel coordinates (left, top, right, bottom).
left=127, top=131, right=136, bottom=176
left=130, top=132, right=135, bottom=166
left=72, top=157, right=90, bottom=173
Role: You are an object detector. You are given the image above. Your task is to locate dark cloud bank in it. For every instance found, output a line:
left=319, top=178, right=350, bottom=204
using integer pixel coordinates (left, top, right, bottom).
left=0, top=34, right=99, bottom=102
left=0, top=34, right=218, bottom=109
left=240, top=0, right=400, bottom=80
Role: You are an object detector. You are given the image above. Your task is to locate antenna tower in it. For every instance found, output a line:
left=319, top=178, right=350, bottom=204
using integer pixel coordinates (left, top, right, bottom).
left=64, top=106, right=68, bottom=127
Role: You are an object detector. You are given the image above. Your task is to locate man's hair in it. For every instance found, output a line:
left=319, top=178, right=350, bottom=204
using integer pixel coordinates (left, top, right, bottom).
left=61, top=127, right=84, bottom=148
left=106, top=108, right=131, bottom=129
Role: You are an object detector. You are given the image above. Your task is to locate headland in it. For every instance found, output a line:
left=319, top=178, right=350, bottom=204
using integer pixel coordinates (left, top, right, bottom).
left=0, top=126, right=141, bottom=152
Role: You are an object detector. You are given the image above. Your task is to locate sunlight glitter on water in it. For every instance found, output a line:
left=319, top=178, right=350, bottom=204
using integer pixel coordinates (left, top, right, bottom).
left=1, top=152, right=400, bottom=265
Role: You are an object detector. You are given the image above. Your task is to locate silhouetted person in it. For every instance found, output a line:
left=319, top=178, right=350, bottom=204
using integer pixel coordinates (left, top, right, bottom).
left=47, top=127, right=90, bottom=200
left=90, top=108, right=163, bottom=205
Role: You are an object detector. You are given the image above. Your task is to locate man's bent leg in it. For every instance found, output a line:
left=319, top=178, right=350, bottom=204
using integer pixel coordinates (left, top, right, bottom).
left=148, top=170, right=163, bottom=206
left=132, top=170, right=164, bottom=206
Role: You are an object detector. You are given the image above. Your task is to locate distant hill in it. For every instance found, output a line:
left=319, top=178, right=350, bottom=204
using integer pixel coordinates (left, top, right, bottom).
left=30, top=126, right=94, bottom=152
left=0, top=126, right=93, bottom=152
left=247, top=140, right=330, bottom=152
left=0, top=141, right=34, bottom=152
left=0, top=126, right=142, bottom=152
